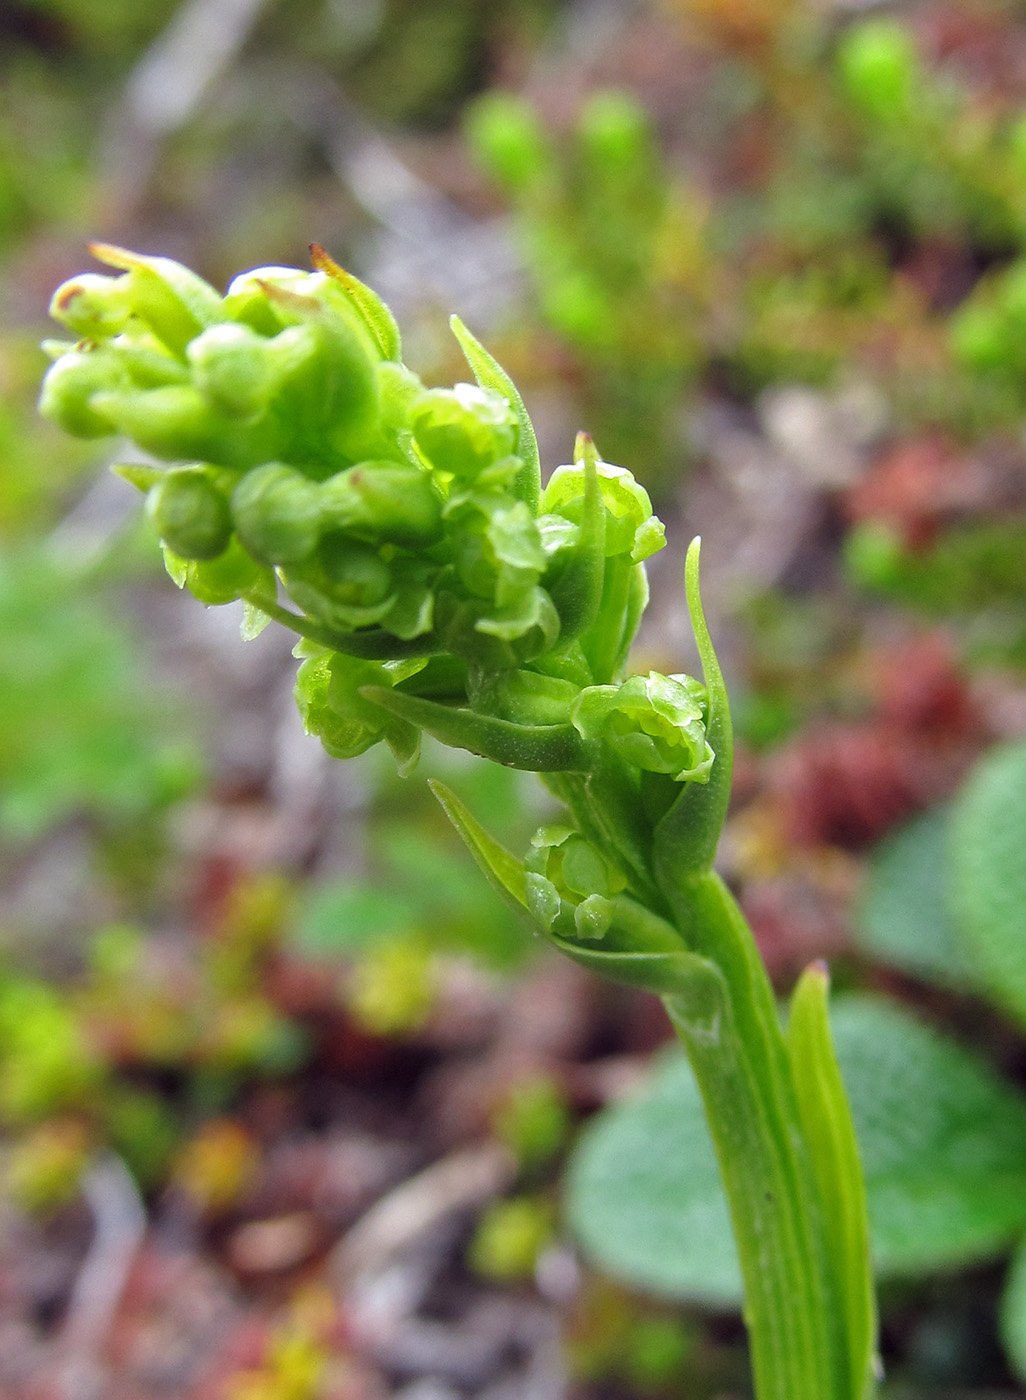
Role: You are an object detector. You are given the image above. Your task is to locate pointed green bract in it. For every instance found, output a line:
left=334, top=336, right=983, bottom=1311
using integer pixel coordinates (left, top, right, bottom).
left=426, top=779, right=529, bottom=916
left=449, top=314, right=540, bottom=511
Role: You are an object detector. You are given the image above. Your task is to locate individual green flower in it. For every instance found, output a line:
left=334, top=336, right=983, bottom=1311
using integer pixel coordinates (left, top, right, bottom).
left=541, top=455, right=665, bottom=563
left=570, top=671, right=713, bottom=782
left=411, top=383, right=518, bottom=478
left=449, top=496, right=546, bottom=606
left=524, top=825, right=626, bottom=940
left=62, top=243, right=225, bottom=356
left=295, top=649, right=421, bottom=772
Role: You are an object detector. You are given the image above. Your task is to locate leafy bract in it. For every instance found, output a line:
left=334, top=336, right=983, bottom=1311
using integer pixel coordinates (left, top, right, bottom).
left=566, top=995, right=1026, bottom=1306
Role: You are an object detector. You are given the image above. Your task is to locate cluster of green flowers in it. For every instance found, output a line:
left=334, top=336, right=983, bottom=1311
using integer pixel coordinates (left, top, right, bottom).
left=40, top=245, right=714, bottom=943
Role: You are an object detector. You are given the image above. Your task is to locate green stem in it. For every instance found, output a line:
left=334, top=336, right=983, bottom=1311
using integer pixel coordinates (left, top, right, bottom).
left=663, top=873, right=850, bottom=1400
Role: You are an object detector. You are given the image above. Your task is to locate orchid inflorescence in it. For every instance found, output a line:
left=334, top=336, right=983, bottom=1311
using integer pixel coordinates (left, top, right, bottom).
left=41, top=246, right=876, bottom=1400
left=40, top=244, right=715, bottom=953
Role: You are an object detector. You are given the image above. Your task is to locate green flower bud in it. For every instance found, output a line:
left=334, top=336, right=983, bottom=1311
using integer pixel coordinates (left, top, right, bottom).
left=524, top=825, right=626, bottom=940
left=147, top=467, right=232, bottom=561
left=411, top=384, right=518, bottom=478
left=88, top=243, right=224, bottom=357
left=231, top=464, right=322, bottom=564
left=262, top=315, right=381, bottom=466
left=49, top=272, right=134, bottom=339
left=187, top=322, right=279, bottom=419
left=38, top=348, right=126, bottom=437
left=320, top=462, right=442, bottom=547
left=541, top=456, right=665, bottom=562
left=90, top=385, right=273, bottom=467
left=570, top=671, right=714, bottom=782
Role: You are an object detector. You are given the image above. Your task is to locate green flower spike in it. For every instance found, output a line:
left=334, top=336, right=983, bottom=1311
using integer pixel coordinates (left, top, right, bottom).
left=41, top=249, right=878, bottom=1400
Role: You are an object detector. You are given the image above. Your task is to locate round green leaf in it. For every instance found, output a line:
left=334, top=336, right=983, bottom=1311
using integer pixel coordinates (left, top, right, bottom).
left=951, top=741, right=1026, bottom=1028
left=565, top=995, right=1026, bottom=1306
left=856, top=806, right=977, bottom=989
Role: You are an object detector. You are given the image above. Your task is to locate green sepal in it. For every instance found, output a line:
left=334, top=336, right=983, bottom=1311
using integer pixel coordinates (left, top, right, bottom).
left=49, top=271, right=133, bottom=339
left=87, top=243, right=224, bottom=357
left=652, top=539, right=733, bottom=892
left=360, top=686, right=587, bottom=771
left=310, top=243, right=401, bottom=361
left=548, top=433, right=606, bottom=639
left=427, top=779, right=529, bottom=917
left=787, top=963, right=878, bottom=1400
left=186, top=322, right=279, bottom=419
left=449, top=315, right=540, bottom=512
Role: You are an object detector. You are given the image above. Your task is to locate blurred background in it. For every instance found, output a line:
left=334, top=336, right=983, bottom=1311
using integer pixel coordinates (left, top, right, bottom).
left=4, top=0, right=1026, bottom=1396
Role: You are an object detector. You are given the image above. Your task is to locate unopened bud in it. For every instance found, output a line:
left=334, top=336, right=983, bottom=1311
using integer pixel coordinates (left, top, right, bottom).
left=148, top=467, right=232, bottom=560
left=38, top=349, right=124, bottom=438
left=321, top=462, right=442, bottom=547
left=231, top=464, right=322, bottom=564
left=49, top=273, right=133, bottom=339
left=187, top=323, right=279, bottom=419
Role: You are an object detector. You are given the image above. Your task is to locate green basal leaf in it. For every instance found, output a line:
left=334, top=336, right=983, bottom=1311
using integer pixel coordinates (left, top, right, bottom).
left=856, top=806, right=977, bottom=989
left=950, top=740, right=1026, bottom=1029
left=566, top=995, right=1026, bottom=1306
